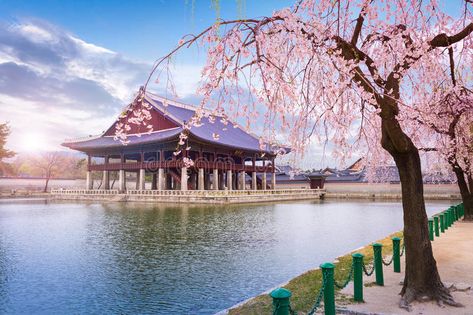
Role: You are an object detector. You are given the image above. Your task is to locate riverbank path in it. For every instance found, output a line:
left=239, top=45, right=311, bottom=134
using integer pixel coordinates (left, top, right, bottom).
left=341, top=221, right=473, bottom=315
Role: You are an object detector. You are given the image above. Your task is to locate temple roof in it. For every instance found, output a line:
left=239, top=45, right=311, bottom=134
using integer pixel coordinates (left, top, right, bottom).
left=63, top=93, right=287, bottom=154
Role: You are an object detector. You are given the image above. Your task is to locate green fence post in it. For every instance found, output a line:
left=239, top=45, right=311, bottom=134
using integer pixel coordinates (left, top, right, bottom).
left=445, top=211, right=450, bottom=230
left=449, top=208, right=454, bottom=225
left=455, top=206, right=459, bottom=221
left=392, top=237, right=401, bottom=273
left=428, top=219, right=434, bottom=241
left=320, top=263, right=335, bottom=315
left=434, top=216, right=440, bottom=237
left=372, top=243, right=384, bottom=286
left=352, top=253, right=364, bottom=302
left=440, top=213, right=445, bottom=233
left=270, top=288, right=292, bottom=315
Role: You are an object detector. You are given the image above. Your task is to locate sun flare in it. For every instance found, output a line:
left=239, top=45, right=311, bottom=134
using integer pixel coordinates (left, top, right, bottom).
left=19, top=133, right=46, bottom=152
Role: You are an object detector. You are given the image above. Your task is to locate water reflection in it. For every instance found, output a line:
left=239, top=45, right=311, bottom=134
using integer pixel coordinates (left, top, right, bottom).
left=0, top=199, right=455, bottom=314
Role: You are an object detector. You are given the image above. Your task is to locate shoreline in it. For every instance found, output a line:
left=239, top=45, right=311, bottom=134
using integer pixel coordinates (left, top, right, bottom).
left=224, top=231, right=404, bottom=314
left=1, top=181, right=461, bottom=202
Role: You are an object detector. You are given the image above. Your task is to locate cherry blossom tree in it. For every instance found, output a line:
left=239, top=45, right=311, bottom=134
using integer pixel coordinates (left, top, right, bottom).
left=409, top=44, right=473, bottom=220
left=119, top=0, right=473, bottom=308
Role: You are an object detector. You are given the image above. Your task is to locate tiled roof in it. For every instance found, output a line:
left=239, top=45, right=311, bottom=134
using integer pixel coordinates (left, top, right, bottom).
left=63, top=93, right=288, bottom=154
left=63, top=127, right=183, bottom=150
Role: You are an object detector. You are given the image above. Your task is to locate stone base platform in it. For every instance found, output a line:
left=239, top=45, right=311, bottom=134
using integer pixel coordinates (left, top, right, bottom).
left=50, top=189, right=326, bottom=204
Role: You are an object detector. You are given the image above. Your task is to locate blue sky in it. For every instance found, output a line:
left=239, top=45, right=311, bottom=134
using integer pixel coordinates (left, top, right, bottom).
left=0, top=0, right=467, bottom=169
left=0, top=0, right=295, bottom=154
left=0, top=0, right=293, bottom=61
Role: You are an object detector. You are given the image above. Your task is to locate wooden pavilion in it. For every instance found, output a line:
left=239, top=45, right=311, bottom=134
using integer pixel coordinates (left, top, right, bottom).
left=63, top=93, right=286, bottom=192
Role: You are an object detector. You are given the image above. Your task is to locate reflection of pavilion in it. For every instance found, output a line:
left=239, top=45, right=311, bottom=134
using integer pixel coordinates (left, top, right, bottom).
left=63, top=93, right=286, bottom=191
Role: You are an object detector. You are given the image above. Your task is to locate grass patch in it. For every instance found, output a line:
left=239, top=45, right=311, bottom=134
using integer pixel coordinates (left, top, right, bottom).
left=228, top=231, right=403, bottom=315
left=364, top=282, right=378, bottom=287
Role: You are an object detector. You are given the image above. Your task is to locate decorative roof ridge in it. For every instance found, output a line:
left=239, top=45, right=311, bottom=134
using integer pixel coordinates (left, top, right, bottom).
left=64, top=134, right=103, bottom=144
left=101, top=126, right=182, bottom=138
left=145, top=92, right=216, bottom=117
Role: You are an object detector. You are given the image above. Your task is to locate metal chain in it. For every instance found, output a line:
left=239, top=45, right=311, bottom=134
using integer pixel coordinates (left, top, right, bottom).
left=362, top=261, right=375, bottom=276
left=334, top=262, right=354, bottom=289
left=307, top=270, right=327, bottom=315
left=382, top=255, right=393, bottom=266
left=400, top=242, right=405, bottom=257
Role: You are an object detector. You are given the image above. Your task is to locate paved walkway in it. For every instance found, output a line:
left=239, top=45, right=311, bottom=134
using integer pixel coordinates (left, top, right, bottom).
left=340, top=221, right=473, bottom=315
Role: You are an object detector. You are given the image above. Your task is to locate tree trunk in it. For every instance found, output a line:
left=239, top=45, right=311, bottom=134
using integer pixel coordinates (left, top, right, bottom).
left=380, top=113, right=459, bottom=309
left=43, top=177, right=50, bottom=193
left=453, top=169, right=473, bottom=221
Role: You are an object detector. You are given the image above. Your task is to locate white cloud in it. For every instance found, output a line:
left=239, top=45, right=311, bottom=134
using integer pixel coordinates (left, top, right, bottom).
left=14, top=24, right=56, bottom=43
left=0, top=20, right=150, bottom=152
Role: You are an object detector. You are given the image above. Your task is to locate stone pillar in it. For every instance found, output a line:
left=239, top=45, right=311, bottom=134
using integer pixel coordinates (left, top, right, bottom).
left=271, top=172, right=276, bottom=190
left=102, top=170, right=110, bottom=190
left=198, top=168, right=205, bottom=190
left=119, top=170, right=126, bottom=192
left=213, top=169, right=219, bottom=190
left=86, top=171, right=93, bottom=190
left=151, top=173, right=157, bottom=190
left=219, top=171, right=225, bottom=190
left=252, top=172, right=257, bottom=190
left=226, top=170, right=233, bottom=191
left=181, top=167, right=188, bottom=191
left=239, top=171, right=246, bottom=190
left=135, top=172, right=140, bottom=190
left=262, top=172, right=267, bottom=190
left=158, top=168, right=164, bottom=190
left=139, top=169, right=146, bottom=190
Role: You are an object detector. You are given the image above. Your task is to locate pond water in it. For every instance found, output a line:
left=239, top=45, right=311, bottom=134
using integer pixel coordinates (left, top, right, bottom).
left=0, top=199, right=455, bottom=314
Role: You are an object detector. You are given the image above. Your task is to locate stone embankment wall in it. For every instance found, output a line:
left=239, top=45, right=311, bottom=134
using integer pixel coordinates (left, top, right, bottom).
left=50, top=189, right=325, bottom=204
left=324, top=183, right=460, bottom=200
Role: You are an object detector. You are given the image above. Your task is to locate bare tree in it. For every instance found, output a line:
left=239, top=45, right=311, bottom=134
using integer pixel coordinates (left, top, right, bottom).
left=32, top=152, right=65, bottom=192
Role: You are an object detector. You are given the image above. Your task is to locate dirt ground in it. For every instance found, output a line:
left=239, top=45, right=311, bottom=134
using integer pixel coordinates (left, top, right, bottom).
left=340, top=221, right=473, bottom=315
